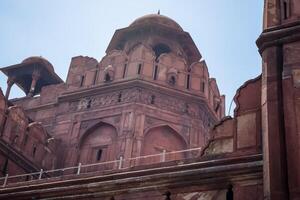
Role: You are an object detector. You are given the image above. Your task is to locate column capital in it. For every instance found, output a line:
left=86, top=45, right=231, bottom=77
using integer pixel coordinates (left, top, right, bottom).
left=32, top=70, right=41, bottom=81
left=7, top=77, right=16, bottom=87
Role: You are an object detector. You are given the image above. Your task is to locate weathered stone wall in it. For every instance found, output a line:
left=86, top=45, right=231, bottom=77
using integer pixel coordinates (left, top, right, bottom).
left=0, top=90, right=59, bottom=176
left=203, top=76, right=262, bottom=157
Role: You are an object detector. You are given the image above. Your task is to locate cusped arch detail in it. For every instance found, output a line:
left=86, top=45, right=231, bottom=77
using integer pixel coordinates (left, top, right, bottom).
left=126, top=42, right=156, bottom=60
left=100, top=49, right=128, bottom=65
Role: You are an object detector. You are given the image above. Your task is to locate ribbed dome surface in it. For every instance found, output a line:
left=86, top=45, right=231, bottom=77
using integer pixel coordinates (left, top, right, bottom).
left=130, top=14, right=183, bottom=31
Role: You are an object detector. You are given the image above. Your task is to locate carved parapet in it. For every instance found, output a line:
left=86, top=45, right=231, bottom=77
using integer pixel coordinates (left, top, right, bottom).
left=68, top=87, right=216, bottom=128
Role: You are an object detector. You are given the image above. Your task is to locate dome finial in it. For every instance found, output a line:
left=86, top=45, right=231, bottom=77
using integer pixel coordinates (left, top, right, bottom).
left=157, top=9, right=160, bottom=15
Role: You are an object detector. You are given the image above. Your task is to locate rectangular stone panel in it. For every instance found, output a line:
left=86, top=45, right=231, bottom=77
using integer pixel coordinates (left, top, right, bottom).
left=142, top=62, right=153, bottom=77
left=191, top=76, right=200, bottom=91
left=177, top=73, right=186, bottom=87
left=237, top=112, right=257, bottom=149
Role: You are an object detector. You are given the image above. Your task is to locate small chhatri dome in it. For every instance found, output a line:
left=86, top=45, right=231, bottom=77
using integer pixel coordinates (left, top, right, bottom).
left=130, top=14, right=183, bottom=31
left=22, top=56, right=54, bottom=72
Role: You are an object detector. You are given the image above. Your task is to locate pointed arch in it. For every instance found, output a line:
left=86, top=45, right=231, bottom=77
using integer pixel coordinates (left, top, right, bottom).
left=78, top=121, right=118, bottom=148
left=127, top=42, right=155, bottom=61
left=141, top=124, right=188, bottom=164
left=78, top=121, right=118, bottom=165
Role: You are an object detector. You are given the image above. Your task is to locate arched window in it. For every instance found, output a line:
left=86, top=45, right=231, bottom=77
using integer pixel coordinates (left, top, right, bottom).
left=201, top=81, right=205, bottom=92
left=118, top=93, right=122, bottom=102
left=80, top=75, right=85, bottom=87
left=96, top=149, right=103, bottom=161
left=150, top=95, right=155, bottom=104
left=123, top=64, right=127, bottom=78
left=186, top=74, right=191, bottom=90
left=153, top=65, right=158, bottom=80
left=93, top=70, right=99, bottom=85
left=32, top=145, right=37, bottom=158
left=137, top=64, right=142, bottom=75
left=282, top=0, right=290, bottom=20
left=168, top=75, right=176, bottom=86
left=164, top=191, right=171, bottom=200
left=105, top=73, right=111, bottom=82
left=87, top=99, right=92, bottom=109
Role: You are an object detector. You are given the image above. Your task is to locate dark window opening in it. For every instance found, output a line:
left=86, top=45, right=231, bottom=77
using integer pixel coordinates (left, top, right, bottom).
left=32, top=146, right=37, bottom=158
left=80, top=75, right=85, bottom=87
left=168, top=76, right=176, bottom=85
left=215, top=103, right=220, bottom=113
left=186, top=74, right=191, bottom=90
left=96, top=149, right=103, bottom=161
left=184, top=103, right=189, bottom=113
left=24, top=134, right=28, bottom=146
left=150, top=95, right=155, bottom=104
left=87, top=99, right=92, bottom=109
left=123, top=64, right=127, bottom=78
left=283, top=1, right=288, bottom=20
left=153, top=44, right=171, bottom=61
left=138, top=64, right=142, bottom=75
left=105, top=73, right=111, bottom=82
left=164, top=191, right=171, bottom=200
left=93, top=70, right=98, bottom=85
left=201, top=82, right=205, bottom=92
left=153, top=65, right=158, bottom=80
left=118, top=93, right=122, bottom=102
left=226, top=185, right=233, bottom=200
left=2, top=158, right=8, bottom=175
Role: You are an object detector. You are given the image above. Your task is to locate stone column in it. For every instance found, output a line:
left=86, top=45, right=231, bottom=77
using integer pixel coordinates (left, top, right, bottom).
left=261, top=46, right=289, bottom=200
left=5, top=77, right=15, bottom=100
left=27, top=70, right=41, bottom=97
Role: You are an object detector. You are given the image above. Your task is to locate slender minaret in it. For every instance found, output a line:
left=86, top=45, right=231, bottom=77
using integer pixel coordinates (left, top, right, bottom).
left=257, top=0, right=300, bottom=199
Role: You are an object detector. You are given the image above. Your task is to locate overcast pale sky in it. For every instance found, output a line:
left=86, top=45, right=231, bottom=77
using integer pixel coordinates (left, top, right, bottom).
left=0, top=0, right=264, bottom=115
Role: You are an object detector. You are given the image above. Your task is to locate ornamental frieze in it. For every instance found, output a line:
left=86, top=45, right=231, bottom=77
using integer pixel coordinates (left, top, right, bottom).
left=69, top=88, right=209, bottom=121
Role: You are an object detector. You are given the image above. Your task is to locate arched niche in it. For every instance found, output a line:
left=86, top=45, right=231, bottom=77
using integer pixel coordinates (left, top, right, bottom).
left=100, top=50, right=128, bottom=80
left=78, top=122, right=118, bottom=167
left=141, top=125, right=187, bottom=164
left=126, top=43, right=155, bottom=78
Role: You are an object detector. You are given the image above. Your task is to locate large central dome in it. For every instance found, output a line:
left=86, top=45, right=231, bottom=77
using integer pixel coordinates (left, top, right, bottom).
left=130, top=14, right=183, bottom=31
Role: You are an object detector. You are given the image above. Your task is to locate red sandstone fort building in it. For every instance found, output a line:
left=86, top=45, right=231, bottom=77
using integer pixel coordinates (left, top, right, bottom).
left=0, top=1, right=299, bottom=199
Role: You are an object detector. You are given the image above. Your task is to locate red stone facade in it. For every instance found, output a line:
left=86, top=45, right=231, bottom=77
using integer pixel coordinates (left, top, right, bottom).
left=0, top=14, right=225, bottom=172
left=0, top=1, right=299, bottom=199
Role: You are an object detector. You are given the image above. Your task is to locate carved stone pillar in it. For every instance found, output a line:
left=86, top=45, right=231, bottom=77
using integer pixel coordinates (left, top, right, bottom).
left=27, top=70, right=41, bottom=97
left=5, top=77, right=15, bottom=100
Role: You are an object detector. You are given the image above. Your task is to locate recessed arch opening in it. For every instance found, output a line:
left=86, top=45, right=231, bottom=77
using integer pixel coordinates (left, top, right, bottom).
left=153, top=43, right=171, bottom=61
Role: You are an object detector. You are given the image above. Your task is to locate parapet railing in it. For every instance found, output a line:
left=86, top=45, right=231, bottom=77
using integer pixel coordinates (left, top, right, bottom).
left=0, top=147, right=202, bottom=188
